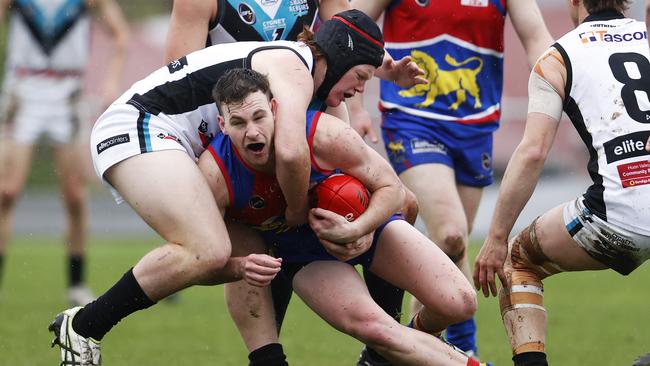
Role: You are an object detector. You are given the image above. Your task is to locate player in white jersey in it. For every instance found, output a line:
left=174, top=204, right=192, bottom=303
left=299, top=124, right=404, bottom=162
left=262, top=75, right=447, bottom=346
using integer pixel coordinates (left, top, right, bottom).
left=473, top=1, right=650, bottom=365
left=0, top=0, right=128, bottom=306
left=48, top=10, right=395, bottom=365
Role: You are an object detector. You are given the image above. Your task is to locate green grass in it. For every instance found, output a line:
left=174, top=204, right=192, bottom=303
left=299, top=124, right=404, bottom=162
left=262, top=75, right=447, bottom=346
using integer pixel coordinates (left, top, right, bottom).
left=0, top=236, right=648, bottom=365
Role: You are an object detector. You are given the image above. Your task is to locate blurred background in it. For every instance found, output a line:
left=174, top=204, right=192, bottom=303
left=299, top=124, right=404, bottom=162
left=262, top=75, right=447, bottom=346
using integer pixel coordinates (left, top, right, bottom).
left=13, top=0, right=647, bottom=239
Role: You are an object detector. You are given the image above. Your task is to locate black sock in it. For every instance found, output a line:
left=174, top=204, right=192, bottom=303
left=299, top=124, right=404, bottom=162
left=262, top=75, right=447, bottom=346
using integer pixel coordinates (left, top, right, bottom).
left=248, top=343, right=288, bottom=366
left=363, top=268, right=405, bottom=363
left=72, top=268, right=155, bottom=341
left=513, top=352, right=548, bottom=366
left=270, top=273, right=293, bottom=333
left=68, top=255, right=83, bottom=287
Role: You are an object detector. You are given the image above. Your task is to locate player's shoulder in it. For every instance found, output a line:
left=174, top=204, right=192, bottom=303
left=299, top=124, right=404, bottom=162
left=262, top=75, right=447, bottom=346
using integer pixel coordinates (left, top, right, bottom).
left=312, top=112, right=363, bottom=155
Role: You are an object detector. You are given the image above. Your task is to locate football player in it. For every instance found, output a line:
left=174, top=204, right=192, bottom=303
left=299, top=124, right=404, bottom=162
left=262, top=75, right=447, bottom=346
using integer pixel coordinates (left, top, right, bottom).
left=474, top=1, right=650, bottom=365
left=199, top=67, right=491, bottom=366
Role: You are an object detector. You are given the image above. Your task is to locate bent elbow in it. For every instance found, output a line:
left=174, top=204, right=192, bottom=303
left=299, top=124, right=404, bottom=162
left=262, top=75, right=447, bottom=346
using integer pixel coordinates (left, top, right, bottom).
left=275, top=141, right=309, bottom=165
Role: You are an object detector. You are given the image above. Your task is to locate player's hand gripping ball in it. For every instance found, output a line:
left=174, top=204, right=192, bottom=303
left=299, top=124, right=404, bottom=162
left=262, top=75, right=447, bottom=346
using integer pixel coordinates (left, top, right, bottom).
left=311, top=174, right=370, bottom=222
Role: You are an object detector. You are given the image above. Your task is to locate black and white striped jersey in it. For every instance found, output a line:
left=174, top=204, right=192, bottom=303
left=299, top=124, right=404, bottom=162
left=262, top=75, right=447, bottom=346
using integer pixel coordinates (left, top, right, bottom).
left=115, top=40, right=314, bottom=157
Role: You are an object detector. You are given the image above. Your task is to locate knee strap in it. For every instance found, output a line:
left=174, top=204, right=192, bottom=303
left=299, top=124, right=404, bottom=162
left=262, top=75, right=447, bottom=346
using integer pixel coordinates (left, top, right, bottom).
left=500, top=218, right=559, bottom=317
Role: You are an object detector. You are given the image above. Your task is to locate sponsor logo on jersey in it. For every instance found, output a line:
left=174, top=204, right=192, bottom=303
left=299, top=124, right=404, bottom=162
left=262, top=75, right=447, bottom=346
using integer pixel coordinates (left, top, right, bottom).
left=600, top=229, right=637, bottom=251
left=198, top=120, right=214, bottom=148
left=261, top=0, right=279, bottom=5
left=460, top=0, right=488, bottom=7
left=156, top=133, right=180, bottom=143
left=97, top=134, right=130, bottom=154
left=579, top=30, right=648, bottom=44
left=481, top=152, right=492, bottom=170
left=347, top=34, right=354, bottom=51
left=249, top=195, right=266, bottom=209
left=410, top=139, right=447, bottom=155
left=167, top=56, right=188, bottom=74
left=399, top=51, right=483, bottom=110
left=617, top=160, right=650, bottom=188
left=387, top=140, right=406, bottom=162
left=238, top=3, right=256, bottom=25
left=603, top=131, right=650, bottom=163
left=254, top=215, right=291, bottom=233
left=288, top=0, right=309, bottom=15
left=263, top=18, right=286, bottom=40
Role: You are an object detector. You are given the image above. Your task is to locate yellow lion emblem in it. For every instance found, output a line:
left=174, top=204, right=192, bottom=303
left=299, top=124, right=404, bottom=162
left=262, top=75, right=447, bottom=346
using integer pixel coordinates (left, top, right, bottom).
left=399, top=50, right=483, bottom=110
left=387, top=141, right=405, bottom=154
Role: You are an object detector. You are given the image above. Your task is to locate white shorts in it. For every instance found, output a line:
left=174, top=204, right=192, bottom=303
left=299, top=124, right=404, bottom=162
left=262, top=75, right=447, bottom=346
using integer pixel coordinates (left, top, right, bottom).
left=563, top=197, right=650, bottom=275
left=90, top=103, right=202, bottom=180
left=0, top=74, right=82, bottom=144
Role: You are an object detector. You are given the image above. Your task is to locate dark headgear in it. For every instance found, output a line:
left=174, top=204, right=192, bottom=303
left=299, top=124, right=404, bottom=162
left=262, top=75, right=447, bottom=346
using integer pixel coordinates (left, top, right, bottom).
left=314, top=9, right=385, bottom=100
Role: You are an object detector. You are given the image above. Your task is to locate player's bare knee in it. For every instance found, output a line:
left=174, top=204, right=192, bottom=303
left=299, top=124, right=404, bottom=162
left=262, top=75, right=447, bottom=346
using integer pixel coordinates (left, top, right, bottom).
left=440, top=229, right=466, bottom=263
left=0, top=184, right=21, bottom=209
left=202, top=245, right=231, bottom=273
left=183, top=237, right=231, bottom=275
left=435, top=286, right=477, bottom=324
left=63, top=191, right=86, bottom=219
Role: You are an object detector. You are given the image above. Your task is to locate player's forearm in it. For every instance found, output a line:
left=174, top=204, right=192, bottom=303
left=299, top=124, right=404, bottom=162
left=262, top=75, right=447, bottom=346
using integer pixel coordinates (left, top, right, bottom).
left=318, top=0, right=351, bottom=20
left=351, top=184, right=404, bottom=238
left=202, top=257, right=246, bottom=285
left=488, top=144, right=546, bottom=241
left=373, top=54, right=396, bottom=82
left=275, top=140, right=310, bottom=213
left=104, top=33, right=128, bottom=91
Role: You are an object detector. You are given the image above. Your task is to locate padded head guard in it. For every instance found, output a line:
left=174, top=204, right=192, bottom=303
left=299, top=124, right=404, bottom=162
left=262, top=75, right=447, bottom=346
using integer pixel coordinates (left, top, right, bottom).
left=314, top=9, right=385, bottom=100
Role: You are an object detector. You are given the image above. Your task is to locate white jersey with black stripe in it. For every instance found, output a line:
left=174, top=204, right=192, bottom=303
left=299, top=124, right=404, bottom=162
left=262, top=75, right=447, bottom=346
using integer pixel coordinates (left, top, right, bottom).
left=554, top=11, right=650, bottom=235
left=5, top=0, right=90, bottom=72
left=114, top=40, right=314, bottom=158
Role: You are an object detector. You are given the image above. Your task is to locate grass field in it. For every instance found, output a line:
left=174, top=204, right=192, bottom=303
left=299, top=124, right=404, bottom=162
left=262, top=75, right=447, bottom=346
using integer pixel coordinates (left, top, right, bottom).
left=0, top=236, right=648, bottom=366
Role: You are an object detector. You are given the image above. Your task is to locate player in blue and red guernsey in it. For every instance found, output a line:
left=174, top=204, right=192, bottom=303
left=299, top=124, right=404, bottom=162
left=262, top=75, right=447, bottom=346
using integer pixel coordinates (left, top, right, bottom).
left=199, top=68, right=493, bottom=366
left=350, top=1, right=554, bottom=362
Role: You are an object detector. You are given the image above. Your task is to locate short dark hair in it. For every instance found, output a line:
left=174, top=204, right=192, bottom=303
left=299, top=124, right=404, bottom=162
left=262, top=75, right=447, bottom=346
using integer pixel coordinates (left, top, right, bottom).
left=583, top=0, right=630, bottom=13
left=212, top=68, right=272, bottom=114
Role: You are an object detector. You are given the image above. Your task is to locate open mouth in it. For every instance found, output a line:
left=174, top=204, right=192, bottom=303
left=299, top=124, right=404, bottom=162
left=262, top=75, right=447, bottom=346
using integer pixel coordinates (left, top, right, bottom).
left=344, top=92, right=354, bottom=99
left=247, top=142, right=265, bottom=152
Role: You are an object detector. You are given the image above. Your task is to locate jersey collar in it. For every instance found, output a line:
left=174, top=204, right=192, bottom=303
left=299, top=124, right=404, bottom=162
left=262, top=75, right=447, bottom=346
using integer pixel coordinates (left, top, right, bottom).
left=583, top=9, right=625, bottom=23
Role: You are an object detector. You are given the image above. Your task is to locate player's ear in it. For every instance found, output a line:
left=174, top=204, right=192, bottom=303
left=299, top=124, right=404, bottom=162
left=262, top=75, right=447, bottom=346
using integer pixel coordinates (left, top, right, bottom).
left=218, top=115, right=227, bottom=134
left=270, top=98, right=278, bottom=119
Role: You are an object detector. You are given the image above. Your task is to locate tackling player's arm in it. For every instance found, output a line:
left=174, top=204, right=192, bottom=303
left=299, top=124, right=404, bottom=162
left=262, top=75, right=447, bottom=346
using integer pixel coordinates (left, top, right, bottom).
left=347, top=0, right=425, bottom=142
left=508, top=0, right=554, bottom=68
left=197, top=152, right=281, bottom=287
left=89, top=0, right=129, bottom=105
left=317, top=0, right=352, bottom=20
left=252, top=50, right=313, bottom=227
left=164, top=0, right=216, bottom=64
left=310, top=113, right=405, bottom=244
left=473, top=47, right=566, bottom=297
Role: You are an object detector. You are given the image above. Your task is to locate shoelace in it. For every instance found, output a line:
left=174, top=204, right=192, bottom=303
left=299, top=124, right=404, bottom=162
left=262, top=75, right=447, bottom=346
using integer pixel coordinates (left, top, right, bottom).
left=51, top=327, right=83, bottom=366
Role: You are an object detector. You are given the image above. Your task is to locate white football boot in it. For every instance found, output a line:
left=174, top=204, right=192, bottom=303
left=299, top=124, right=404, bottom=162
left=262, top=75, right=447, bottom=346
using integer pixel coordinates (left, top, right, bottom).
left=49, top=307, right=102, bottom=365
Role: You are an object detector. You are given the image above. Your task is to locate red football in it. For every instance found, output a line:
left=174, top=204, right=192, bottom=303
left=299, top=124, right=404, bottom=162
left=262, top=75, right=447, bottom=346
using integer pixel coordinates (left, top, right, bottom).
left=312, top=173, right=370, bottom=222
